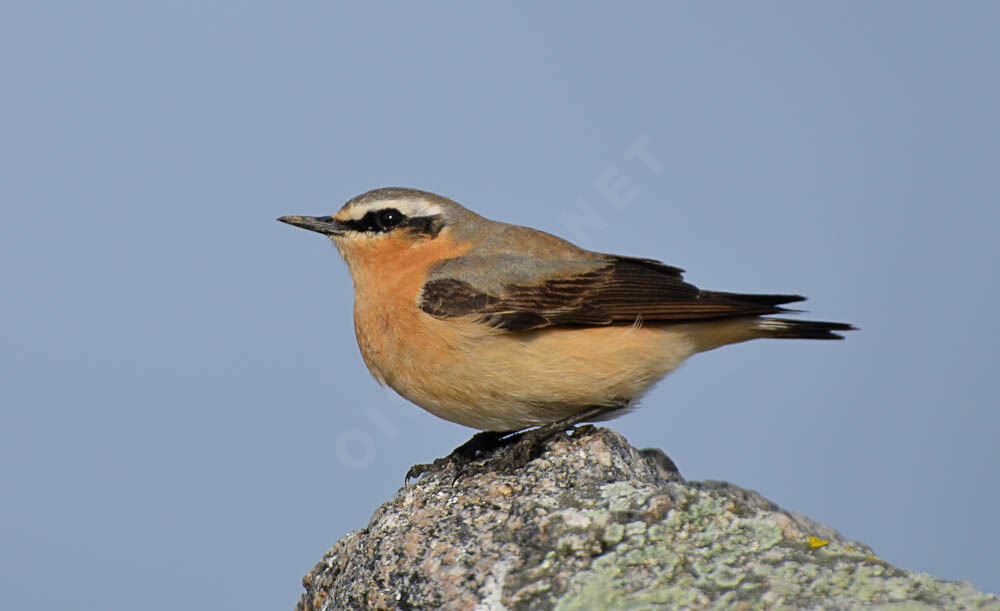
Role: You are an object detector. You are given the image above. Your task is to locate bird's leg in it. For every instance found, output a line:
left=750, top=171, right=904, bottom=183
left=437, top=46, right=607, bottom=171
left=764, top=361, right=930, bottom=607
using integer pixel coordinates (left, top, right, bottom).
left=404, top=403, right=623, bottom=484
left=405, top=430, right=512, bottom=484
left=479, top=404, right=616, bottom=475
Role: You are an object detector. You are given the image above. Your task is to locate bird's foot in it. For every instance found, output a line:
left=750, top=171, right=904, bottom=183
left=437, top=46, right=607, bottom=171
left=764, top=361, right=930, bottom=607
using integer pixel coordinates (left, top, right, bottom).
left=405, top=405, right=615, bottom=485
left=464, top=423, right=598, bottom=477
left=405, top=430, right=510, bottom=485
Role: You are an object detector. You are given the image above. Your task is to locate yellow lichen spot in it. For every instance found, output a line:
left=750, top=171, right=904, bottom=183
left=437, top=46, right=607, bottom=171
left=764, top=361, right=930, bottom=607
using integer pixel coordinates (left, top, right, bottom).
left=809, top=536, right=831, bottom=549
left=845, top=545, right=856, bottom=552
left=867, top=554, right=880, bottom=562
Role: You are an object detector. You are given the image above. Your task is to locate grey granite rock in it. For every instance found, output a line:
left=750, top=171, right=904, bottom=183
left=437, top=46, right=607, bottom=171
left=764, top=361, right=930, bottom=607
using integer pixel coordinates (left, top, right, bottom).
left=297, top=427, right=999, bottom=610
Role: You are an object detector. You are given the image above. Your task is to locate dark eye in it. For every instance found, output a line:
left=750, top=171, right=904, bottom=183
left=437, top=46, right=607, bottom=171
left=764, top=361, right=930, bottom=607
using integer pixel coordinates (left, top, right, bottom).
left=376, top=208, right=405, bottom=231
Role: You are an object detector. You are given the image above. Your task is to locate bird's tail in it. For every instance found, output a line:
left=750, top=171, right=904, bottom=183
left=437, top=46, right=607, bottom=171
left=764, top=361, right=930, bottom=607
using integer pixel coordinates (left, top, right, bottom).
left=754, top=317, right=857, bottom=340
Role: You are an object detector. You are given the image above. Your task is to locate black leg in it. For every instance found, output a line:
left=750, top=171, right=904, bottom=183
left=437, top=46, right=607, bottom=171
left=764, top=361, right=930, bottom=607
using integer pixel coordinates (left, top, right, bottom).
left=478, top=405, right=612, bottom=475
left=405, top=430, right=513, bottom=485
left=404, top=404, right=622, bottom=484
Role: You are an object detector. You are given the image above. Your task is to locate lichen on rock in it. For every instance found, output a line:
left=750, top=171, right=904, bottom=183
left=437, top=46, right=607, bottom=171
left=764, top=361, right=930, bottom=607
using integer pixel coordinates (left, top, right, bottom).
left=297, top=427, right=999, bottom=610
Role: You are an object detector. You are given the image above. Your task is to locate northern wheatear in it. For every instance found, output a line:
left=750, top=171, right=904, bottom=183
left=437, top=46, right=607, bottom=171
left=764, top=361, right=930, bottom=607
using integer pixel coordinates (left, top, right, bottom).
left=279, top=187, right=854, bottom=476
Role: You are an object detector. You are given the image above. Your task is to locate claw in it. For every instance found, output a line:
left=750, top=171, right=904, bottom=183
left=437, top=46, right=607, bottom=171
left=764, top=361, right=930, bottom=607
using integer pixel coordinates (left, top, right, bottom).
left=402, top=405, right=621, bottom=484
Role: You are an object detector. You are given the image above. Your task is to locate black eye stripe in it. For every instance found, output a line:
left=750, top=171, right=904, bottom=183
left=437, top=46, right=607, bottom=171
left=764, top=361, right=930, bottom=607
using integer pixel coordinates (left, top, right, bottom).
left=338, top=208, right=443, bottom=237
left=339, top=208, right=405, bottom=233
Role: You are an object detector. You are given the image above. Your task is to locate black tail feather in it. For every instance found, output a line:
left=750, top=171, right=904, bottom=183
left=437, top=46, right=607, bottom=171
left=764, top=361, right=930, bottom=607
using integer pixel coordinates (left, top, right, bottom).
left=703, top=291, right=807, bottom=307
left=757, top=318, right=857, bottom=340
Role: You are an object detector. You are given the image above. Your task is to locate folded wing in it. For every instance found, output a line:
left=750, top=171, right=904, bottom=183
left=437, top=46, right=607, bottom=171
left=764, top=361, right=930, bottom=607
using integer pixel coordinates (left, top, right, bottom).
left=419, top=255, right=806, bottom=332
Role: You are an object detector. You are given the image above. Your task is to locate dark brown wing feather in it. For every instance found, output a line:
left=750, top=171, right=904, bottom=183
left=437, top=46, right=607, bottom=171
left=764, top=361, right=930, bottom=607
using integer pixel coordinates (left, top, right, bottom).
left=420, top=256, right=805, bottom=332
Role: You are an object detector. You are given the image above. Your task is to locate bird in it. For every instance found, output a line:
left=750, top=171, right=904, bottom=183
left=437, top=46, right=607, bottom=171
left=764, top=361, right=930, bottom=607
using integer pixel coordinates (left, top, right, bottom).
left=278, top=187, right=854, bottom=478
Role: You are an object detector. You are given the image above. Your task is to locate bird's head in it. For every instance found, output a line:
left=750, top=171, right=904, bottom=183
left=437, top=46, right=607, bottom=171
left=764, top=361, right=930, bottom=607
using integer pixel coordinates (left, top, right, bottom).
left=279, top=187, right=478, bottom=276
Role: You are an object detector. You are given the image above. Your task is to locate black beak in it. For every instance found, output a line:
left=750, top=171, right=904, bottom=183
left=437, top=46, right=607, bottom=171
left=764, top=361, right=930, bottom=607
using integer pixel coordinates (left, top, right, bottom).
left=277, top=215, right=345, bottom=236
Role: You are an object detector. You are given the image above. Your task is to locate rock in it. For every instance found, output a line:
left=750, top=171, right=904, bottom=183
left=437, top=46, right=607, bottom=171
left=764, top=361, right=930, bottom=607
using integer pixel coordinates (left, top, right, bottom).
left=297, top=427, right=999, bottom=610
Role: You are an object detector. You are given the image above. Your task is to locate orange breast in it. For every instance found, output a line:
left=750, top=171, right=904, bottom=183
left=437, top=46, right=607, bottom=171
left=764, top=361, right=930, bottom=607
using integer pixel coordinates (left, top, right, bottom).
left=345, top=232, right=472, bottom=386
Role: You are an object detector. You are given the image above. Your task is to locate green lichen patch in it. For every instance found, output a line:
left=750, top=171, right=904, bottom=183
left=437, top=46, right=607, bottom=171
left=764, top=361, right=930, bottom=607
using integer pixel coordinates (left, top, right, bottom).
left=298, top=428, right=1000, bottom=611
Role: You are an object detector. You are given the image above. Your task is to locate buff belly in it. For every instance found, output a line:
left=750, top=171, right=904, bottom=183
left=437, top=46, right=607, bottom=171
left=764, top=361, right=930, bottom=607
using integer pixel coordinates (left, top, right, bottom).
left=356, top=313, right=736, bottom=431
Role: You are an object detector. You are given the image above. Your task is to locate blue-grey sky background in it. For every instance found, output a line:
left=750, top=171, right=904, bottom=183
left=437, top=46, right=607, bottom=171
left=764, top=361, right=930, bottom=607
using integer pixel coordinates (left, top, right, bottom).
left=2, top=2, right=998, bottom=609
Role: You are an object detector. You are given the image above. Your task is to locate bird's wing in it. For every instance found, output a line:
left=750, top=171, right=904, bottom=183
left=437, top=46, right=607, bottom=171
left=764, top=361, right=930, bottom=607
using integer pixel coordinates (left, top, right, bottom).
left=419, top=254, right=806, bottom=332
